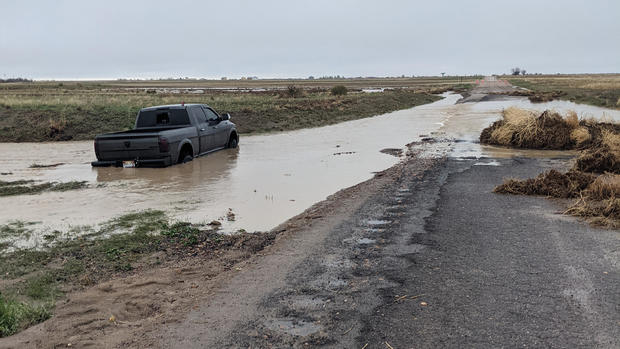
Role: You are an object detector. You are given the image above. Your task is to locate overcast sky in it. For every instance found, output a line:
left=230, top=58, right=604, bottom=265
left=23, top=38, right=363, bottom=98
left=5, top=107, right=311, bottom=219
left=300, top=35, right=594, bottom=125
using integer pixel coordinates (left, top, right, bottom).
left=1, top=0, right=619, bottom=80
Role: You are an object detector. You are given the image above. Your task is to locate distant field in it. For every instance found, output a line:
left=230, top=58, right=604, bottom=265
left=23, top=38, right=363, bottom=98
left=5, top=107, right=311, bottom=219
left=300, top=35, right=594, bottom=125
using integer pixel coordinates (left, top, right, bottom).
left=506, top=74, right=620, bottom=110
left=0, top=77, right=475, bottom=142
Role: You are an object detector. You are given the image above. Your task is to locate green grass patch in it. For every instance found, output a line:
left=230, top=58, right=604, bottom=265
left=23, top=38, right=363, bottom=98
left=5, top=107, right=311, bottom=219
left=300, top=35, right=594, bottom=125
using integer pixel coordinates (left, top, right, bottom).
left=0, top=180, right=87, bottom=197
left=0, top=221, right=38, bottom=239
left=0, top=294, right=51, bottom=337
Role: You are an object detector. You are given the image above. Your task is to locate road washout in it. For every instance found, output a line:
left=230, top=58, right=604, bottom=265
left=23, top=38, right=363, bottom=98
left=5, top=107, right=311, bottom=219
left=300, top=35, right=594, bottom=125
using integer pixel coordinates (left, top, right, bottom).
left=2, top=93, right=620, bottom=250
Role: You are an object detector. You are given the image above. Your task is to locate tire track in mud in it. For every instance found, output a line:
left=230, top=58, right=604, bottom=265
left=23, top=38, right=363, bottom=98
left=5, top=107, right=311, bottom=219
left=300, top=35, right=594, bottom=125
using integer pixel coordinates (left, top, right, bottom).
left=189, top=143, right=453, bottom=348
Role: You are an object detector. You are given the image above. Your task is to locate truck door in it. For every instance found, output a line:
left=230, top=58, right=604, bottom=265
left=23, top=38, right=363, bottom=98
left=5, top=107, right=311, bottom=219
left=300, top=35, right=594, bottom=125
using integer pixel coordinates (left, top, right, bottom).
left=203, top=107, right=228, bottom=148
left=188, top=106, right=212, bottom=154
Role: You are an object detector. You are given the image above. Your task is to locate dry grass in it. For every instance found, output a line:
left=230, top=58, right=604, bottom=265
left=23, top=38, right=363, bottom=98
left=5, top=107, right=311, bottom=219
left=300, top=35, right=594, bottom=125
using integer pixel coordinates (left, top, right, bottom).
left=583, top=174, right=620, bottom=200
left=494, top=170, right=595, bottom=198
left=496, top=171, right=620, bottom=228
left=481, top=107, right=619, bottom=151
left=507, top=74, right=620, bottom=109
left=573, top=130, right=620, bottom=174
left=565, top=174, right=620, bottom=228
left=491, top=108, right=620, bottom=227
left=481, top=108, right=580, bottom=149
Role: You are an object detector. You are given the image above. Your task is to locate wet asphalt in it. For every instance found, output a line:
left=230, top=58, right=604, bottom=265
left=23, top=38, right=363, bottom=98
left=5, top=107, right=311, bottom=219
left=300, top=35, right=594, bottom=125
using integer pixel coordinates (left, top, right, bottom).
left=216, top=155, right=619, bottom=348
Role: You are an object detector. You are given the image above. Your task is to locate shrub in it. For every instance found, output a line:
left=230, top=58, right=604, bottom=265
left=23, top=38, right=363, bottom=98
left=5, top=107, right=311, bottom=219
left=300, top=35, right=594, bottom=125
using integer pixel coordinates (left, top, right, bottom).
left=331, top=85, right=348, bottom=96
left=286, top=85, right=304, bottom=98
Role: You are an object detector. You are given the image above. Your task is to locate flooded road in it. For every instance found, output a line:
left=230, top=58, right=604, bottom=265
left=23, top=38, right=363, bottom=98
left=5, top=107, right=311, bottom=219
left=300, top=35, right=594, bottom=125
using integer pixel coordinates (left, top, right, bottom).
left=1, top=93, right=619, bottom=245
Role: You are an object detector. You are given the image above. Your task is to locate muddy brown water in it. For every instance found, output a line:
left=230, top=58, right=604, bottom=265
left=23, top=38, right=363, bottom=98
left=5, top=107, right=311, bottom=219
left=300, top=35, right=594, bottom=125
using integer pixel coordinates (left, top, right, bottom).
left=1, top=94, right=619, bottom=248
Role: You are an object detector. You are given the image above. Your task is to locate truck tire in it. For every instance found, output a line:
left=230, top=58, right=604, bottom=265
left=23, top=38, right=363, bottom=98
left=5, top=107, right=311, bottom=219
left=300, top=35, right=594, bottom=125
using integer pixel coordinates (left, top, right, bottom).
left=182, top=155, right=193, bottom=163
left=228, top=136, right=238, bottom=148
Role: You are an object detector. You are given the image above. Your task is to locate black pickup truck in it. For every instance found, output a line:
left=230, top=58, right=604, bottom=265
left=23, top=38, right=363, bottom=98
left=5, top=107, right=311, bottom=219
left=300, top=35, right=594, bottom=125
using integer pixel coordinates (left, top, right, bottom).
left=91, top=104, right=238, bottom=167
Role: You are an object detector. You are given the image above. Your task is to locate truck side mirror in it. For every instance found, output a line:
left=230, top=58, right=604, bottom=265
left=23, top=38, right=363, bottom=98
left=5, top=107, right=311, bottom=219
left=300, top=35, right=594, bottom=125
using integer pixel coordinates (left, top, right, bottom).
left=221, top=113, right=231, bottom=121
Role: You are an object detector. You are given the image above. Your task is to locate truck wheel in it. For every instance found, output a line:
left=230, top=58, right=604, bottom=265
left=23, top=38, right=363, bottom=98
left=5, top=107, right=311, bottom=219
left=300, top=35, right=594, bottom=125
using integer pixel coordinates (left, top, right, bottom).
left=182, top=155, right=193, bottom=163
left=228, top=136, right=238, bottom=148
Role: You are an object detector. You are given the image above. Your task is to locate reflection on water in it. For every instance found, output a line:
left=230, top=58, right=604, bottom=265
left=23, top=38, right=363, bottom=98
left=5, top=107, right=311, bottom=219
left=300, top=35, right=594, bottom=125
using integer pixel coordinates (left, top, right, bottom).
left=1, top=94, right=619, bottom=240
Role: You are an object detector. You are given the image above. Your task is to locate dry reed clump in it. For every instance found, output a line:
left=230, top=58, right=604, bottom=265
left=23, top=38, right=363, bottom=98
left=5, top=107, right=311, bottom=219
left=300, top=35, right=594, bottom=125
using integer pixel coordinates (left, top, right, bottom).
left=480, top=108, right=577, bottom=149
left=494, top=170, right=596, bottom=198
left=565, top=174, right=620, bottom=228
left=573, top=130, right=620, bottom=173
left=495, top=171, right=620, bottom=227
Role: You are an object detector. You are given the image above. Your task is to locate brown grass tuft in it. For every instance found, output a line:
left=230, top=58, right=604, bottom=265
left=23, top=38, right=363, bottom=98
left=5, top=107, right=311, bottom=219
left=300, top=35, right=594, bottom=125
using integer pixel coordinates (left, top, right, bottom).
left=565, top=110, right=579, bottom=129
left=480, top=108, right=578, bottom=149
left=494, top=170, right=595, bottom=198
left=582, top=174, right=620, bottom=201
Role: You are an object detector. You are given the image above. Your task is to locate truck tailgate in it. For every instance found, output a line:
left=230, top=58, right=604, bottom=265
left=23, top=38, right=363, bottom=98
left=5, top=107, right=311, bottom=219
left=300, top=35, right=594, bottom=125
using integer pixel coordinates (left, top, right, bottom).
left=96, top=134, right=161, bottom=160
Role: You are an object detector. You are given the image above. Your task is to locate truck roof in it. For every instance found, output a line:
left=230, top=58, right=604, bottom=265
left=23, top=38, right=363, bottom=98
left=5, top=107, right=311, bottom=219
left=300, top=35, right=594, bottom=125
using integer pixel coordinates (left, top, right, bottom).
left=140, top=104, right=209, bottom=111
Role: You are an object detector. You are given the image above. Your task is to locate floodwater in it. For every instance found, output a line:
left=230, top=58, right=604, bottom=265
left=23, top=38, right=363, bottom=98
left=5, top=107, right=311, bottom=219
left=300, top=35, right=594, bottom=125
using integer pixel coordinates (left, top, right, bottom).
left=1, top=93, right=619, bottom=245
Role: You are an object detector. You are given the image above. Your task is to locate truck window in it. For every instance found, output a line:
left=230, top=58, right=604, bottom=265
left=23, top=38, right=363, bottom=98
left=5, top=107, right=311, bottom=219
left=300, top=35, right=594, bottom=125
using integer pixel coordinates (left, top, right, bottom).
left=203, top=108, right=219, bottom=122
left=189, top=107, right=208, bottom=124
left=136, top=109, right=191, bottom=128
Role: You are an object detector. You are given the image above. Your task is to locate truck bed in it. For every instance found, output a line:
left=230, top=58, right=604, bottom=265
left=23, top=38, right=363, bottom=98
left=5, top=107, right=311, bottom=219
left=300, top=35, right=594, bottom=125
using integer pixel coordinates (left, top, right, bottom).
left=93, top=125, right=196, bottom=167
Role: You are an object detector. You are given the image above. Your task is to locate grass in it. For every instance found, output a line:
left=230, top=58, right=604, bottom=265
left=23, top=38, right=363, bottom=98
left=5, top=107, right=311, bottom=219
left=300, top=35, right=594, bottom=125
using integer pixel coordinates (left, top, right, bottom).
left=0, top=221, right=38, bottom=239
left=0, top=294, right=51, bottom=337
left=480, top=107, right=620, bottom=150
left=489, top=108, right=620, bottom=227
left=0, top=209, right=277, bottom=337
left=506, top=74, right=620, bottom=109
left=0, top=77, right=477, bottom=142
left=0, top=180, right=87, bottom=197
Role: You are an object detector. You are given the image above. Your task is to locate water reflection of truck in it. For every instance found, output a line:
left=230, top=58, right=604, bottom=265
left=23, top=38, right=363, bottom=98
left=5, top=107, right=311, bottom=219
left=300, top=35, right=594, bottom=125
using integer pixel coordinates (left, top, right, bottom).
left=91, top=104, right=238, bottom=167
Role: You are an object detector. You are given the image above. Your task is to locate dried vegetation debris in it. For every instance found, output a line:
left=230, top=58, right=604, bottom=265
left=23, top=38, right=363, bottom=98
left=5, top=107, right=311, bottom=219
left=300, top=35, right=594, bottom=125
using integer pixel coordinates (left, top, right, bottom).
left=495, top=170, right=595, bottom=199
left=487, top=107, right=620, bottom=227
left=480, top=107, right=619, bottom=150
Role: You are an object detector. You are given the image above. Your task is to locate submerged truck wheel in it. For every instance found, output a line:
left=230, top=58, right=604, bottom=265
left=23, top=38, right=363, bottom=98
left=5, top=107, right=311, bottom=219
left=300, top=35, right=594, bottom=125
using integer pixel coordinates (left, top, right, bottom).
left=228, top=134, right=238, bottom=148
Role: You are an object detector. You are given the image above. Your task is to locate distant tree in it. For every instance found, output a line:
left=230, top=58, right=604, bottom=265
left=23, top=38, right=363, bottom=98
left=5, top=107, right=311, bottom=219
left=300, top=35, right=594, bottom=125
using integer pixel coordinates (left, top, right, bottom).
left=308, top=76, right=314, bottom=80
left=441, top=72, right=446, bottom=77
left=511, top=67, right=521, bottom=75
left=521, top=69, right=527, bottom=75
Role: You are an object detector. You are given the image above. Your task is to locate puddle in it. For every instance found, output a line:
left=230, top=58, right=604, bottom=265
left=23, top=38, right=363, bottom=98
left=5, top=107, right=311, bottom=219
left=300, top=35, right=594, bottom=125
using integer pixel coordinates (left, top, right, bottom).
left=1, top=93, right=619, bottom=243
left=357, top=238, right=376, bottom=244
left=365, top=219, right=391, bottom=226
left=264, top=318, right=322, bottom=337
left=474, top=160, right=501, bottom=166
